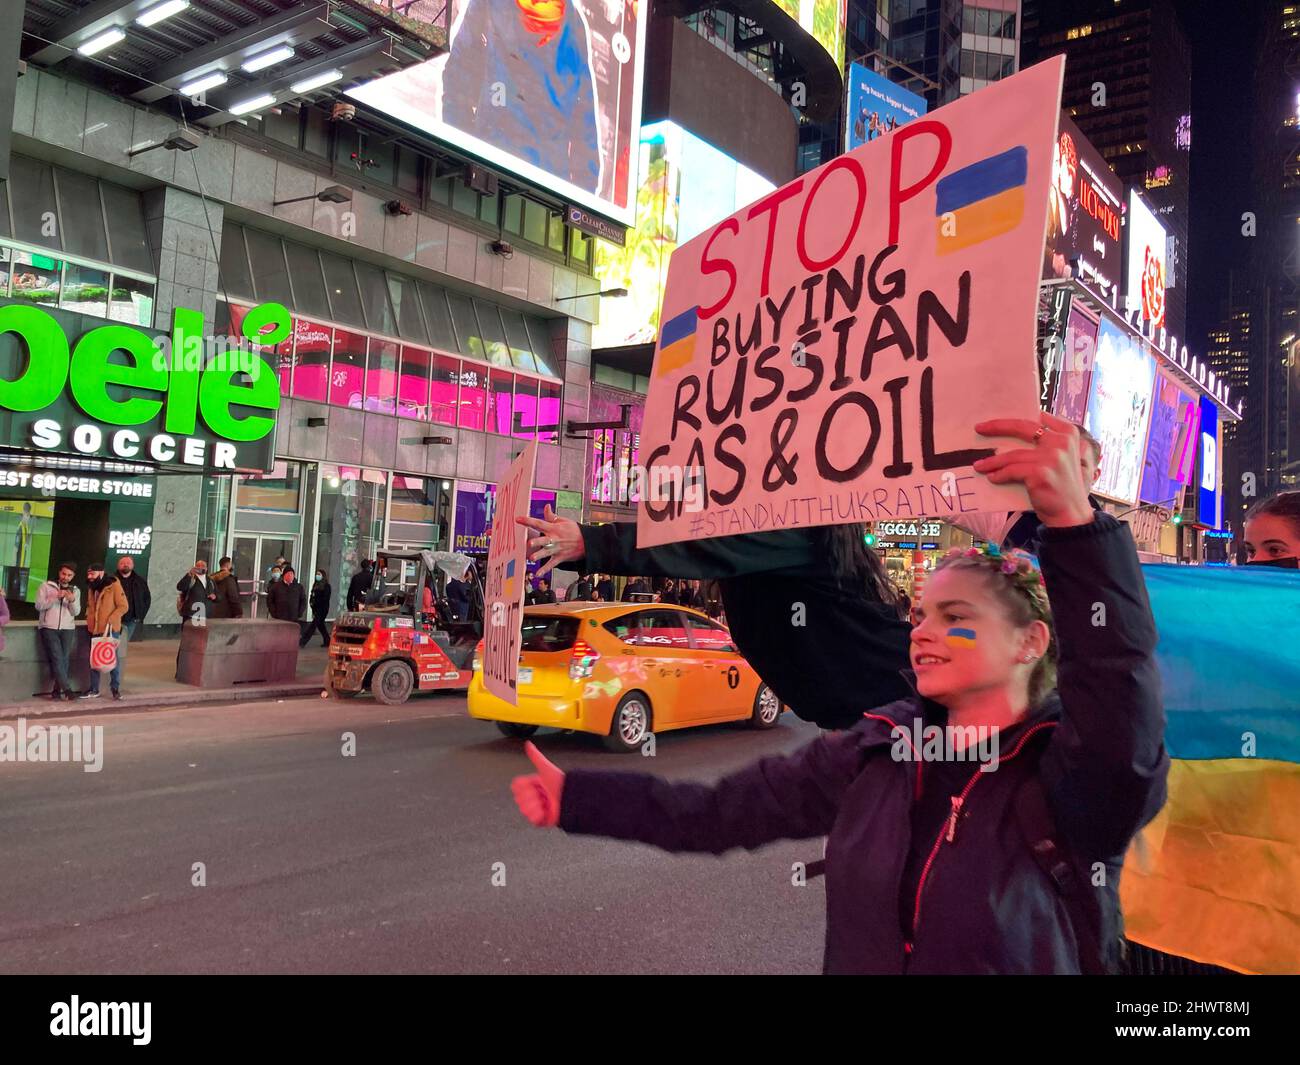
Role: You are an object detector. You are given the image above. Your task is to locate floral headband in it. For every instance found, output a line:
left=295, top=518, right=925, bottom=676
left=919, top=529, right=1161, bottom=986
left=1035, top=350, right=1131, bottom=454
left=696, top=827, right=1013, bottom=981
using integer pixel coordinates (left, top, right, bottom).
left=939, top=542, right=1049, bottom=610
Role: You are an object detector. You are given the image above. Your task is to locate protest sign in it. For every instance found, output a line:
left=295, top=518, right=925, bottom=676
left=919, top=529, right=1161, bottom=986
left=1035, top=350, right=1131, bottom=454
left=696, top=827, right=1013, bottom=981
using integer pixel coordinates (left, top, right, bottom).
left=483, top=441, right=537, bottom=704
left=636, top=58, right=1065, bottom=548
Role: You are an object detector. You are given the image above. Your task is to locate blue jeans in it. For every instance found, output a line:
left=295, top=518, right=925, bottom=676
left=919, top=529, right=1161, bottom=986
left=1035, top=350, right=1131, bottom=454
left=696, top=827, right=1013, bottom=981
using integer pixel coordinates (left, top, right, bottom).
left=89, top=620, right=133, bottom=693
left=39, top=627, right=74, bottom=693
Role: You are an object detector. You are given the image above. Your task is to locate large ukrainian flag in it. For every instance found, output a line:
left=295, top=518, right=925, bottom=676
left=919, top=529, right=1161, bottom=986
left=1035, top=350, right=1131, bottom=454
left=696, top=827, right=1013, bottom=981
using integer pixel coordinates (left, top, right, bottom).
left=1122, top=564, right=1300, bottom=975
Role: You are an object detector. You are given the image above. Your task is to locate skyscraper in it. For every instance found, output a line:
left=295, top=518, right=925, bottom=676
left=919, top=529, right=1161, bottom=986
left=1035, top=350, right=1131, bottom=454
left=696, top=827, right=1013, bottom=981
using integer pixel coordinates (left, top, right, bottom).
left=1023, top=0, right=1192, bottom=340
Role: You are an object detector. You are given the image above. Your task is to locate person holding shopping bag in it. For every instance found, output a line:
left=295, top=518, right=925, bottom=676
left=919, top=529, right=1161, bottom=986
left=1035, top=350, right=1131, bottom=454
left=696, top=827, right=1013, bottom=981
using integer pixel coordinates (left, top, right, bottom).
left=82, top=561, right=128, bottom=700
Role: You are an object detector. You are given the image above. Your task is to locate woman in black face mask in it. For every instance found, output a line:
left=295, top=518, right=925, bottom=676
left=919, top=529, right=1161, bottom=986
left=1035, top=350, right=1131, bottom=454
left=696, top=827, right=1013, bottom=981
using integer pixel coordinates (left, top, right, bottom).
left=1243, top=491, right=1300, bottom=567
left=300, top=569, right=333, bottom=647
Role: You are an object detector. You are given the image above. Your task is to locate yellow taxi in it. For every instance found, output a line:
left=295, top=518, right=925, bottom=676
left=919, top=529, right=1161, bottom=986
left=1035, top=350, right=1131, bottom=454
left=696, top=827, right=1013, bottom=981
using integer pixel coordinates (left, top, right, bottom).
left=468, top=602, right=783, bottom=751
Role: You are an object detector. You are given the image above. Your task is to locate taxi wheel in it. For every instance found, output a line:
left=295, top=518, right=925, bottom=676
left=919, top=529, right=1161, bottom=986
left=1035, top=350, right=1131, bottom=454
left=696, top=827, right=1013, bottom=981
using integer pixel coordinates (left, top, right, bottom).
left=496, top=722, right=539, bottom=740
left=371, top=660, right=414, bottom=706
left=604, top=692, right=653, bottom=753
left=749, top=684, right=782, bottom=729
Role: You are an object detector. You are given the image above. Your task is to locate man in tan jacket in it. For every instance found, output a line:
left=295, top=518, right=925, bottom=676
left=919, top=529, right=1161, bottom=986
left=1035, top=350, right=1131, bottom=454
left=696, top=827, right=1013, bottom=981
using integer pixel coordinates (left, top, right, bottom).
left=81, top=560, right=128, bottom=700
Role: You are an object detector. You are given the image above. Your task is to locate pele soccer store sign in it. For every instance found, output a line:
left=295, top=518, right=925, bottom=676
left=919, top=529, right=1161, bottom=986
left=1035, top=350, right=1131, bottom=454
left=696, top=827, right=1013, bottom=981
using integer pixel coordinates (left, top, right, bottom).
left=0, top=297, right=288, bottom=473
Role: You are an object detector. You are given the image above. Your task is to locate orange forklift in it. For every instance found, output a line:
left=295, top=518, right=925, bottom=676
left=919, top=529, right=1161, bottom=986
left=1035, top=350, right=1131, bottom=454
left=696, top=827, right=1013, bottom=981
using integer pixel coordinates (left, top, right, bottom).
left=324, top=550, right=484, bottom=705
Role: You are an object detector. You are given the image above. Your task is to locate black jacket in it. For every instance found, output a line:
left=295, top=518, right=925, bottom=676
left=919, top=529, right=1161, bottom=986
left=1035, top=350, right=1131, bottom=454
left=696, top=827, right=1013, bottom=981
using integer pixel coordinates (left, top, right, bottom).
left=310, top=579, right=331, bottom=617
left=267, top=579, right=306, bottom=621
left=117, top=570, right=152, bottom=625
left=566, top=525, right=913, bottom=730
left=346, top=569, right=373, bottom=612
left=559, top=516, right=1168, bottom=974
left=1004, top=494, right=1104, bottom=557
left=176, top=572, right=217, bottom=619
left=209, top=572, right=243, bottom=618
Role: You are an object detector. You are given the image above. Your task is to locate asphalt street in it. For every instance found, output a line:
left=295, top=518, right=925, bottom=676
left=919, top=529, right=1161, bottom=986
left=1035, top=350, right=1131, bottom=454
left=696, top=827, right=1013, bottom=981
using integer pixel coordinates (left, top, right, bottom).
left=0, top=694, right=828, bottom=974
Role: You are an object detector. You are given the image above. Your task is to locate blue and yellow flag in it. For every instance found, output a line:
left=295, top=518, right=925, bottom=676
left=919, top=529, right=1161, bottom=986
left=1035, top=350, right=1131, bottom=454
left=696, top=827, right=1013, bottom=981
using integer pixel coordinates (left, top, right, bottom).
left=654, top=306, right=699, bottom=378
left=935, top=146, right=1028, bottom=255
left=1122, top=564, right=1300, bottom=975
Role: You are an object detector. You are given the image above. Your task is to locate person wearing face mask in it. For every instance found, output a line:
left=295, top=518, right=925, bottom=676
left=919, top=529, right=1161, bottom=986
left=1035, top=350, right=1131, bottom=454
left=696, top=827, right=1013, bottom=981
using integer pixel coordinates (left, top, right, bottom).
left=209, top=556, right=244, bottom=619
left=510, top=413, right=1167, bottom=974
left=1242, top=490, right=1300, bottom=567
left=36, top=562, right=81, bottom=700
left=268, top=566, right=306, bottom=624
left=300, top=568, right=332, bottom=648
left=177, top=560, right=217, bottom=623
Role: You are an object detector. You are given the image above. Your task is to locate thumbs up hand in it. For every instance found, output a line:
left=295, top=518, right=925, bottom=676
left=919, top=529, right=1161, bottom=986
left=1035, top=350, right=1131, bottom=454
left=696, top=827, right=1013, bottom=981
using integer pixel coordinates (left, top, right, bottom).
left=510, top=740, right=566, bottom=828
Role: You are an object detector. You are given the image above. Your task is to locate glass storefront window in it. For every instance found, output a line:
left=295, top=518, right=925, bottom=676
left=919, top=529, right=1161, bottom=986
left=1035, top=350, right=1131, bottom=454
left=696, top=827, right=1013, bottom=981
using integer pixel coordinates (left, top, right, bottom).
left=429, top=353, right=459, bottom=426
left=487, top=368, right=515, bottom=436
left=236, top=460, right=303, bottom=513
left=513, top=376, right=539, bottom=440
left=289, top=317, right=332, bottom=403
left=55, top=169, right=111, bottom=263
left=365, top=337, right=400, bottom=415
left=388, top=475, right=452, bottom=552
left=331, top=328, right=367, bottom=408
left=61, top=262, right=109, bottom=318
left=448, top=292, right=487, bottom=361
left=397, top=345, right=432, bottom=420
left=316, top=465, right=387, bottom=616
left=458, top=363, right=486, bottom=431
left=537, top=380, right=562, bottom=444
left=0, top=247, right=9, bottom=296
left=476, top=300, right=513, bottom=367
left=108, top=275, right=155, bottom=326
left=9, top=250, right=62, bottom=305
left=197, top=476, right=233, bottom=569
left=228, top=303, right=293, bottom=395
left=501, top=309, right=539, bottom=373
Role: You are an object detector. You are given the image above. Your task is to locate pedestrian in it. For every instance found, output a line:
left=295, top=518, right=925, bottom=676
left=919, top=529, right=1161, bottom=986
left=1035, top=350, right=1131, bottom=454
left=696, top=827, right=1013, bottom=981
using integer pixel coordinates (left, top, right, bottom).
left=268, top=566, right=306, bottom=623
left=176, top=560, right=217, bottom=623
left=81, top=561, right=127, bottom=700
left=520, top=514, right=912, bottom=730
left=621, top=576, right=649, bottom=601
left=659, top=578, right=678, bottom=604
left=1243, top=490, right=1300, bottom=565
left=346, top=559, right=374, bottom=612
left=36, top=562, right=80, bottom=699
left=210, top=556, right=243, bottom=618
left=568, top=574, right=593, bottom=601
left=115, top=555, right=151, bottom=645
left=301, top=568, right=332, bottom=647
left=511, top=413, right=1167, bottom=975
left=528, top=577, right=556, bottom=605
left=265, top=555, right=288, bottom=584
left=446, top=569, right=471, bottom=620
left=595, top=573, right=614, bottom=603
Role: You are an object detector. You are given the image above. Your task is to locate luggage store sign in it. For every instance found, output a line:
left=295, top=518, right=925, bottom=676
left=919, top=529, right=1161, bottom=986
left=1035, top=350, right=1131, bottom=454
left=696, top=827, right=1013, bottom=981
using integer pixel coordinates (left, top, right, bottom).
left=0, top=298, right=289, bottom=473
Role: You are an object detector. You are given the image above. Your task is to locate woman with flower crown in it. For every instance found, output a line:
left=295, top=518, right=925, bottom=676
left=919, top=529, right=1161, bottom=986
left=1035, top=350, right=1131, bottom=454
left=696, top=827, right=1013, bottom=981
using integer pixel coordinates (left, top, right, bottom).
left=508, top=413, right=1168, bottom=974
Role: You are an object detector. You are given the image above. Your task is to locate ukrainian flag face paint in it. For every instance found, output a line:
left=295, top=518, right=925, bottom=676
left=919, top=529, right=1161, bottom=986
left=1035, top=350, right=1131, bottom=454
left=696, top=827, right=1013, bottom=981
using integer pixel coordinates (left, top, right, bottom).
left=945, top=627, right=978, bottom=649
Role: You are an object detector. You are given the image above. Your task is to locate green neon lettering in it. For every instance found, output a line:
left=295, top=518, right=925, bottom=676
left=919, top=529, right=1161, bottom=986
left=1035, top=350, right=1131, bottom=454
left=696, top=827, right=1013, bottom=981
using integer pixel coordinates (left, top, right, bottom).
left=70, top=324, right=166, bottom=425
left=0, top=303, right=71, bottom=411
left=199, top=353, right=279, bottom=441
left=165, top=305, right=203, bottom=434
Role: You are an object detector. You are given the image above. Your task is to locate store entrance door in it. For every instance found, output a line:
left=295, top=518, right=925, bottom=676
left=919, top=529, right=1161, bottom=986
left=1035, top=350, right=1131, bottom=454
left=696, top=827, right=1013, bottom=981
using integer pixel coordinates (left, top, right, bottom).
left=232, top=535, right=298, bottom=619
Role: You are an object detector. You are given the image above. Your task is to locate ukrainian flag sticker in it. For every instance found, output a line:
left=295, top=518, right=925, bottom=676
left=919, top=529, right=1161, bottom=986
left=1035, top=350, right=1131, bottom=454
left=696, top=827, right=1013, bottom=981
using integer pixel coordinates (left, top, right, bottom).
left=935, top=146, right=1028, bottom=255
left=654, top=306, right=699, bottom=378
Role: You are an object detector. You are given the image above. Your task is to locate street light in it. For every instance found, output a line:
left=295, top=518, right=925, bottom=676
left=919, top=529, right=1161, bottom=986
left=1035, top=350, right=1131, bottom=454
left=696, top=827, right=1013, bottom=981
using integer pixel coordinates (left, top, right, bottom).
left=274, top=185, right=352, bottom=206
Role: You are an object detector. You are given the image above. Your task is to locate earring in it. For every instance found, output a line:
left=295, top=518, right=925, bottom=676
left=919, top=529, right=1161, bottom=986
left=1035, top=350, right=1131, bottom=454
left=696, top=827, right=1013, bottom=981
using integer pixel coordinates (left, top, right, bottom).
left=1021, top=653, right=1036, bottom=663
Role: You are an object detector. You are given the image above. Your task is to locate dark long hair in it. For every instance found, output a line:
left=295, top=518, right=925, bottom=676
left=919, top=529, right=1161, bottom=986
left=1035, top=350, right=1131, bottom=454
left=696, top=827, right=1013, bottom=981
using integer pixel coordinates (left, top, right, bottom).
left=815, top=523, right=901, bottom=608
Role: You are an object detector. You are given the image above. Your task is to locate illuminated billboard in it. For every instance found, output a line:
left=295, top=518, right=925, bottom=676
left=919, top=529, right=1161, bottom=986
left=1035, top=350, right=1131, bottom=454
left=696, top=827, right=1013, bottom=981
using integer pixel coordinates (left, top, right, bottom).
left=1126, top=190, right=1168, bottom=330
left=1139, top=369, right=1201, bottom=507
left=845, top=64, right=928, bottom=151
left=1084, top=317, right=1158, bottom=505
left=1044, top=113, right=1122, bottom=300
left=593, top=121, right=775, bottom=349
left=774, top=0, right=846, bottom=67
left=1051, top=304, right=1098, bottom=424
left=347, top=1, right=648, bottom=225
left=1197, top=396, right=1221, bottom=529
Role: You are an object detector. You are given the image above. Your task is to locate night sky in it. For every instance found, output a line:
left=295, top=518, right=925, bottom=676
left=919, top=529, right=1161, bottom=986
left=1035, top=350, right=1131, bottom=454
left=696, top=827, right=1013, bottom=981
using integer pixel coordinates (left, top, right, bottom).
left=1182, top=0, right=1264, bottom=347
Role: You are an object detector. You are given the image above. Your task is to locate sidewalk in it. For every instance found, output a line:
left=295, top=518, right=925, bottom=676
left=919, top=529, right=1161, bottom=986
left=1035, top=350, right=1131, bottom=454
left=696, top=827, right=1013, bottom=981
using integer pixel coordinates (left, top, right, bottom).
left=0, top=637, right=332, bottom=719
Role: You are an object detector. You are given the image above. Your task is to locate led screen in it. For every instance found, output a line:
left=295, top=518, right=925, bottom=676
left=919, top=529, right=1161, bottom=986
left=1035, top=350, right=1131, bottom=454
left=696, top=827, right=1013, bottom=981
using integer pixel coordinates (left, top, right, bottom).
left=347, top=1, right=648, bottom=225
